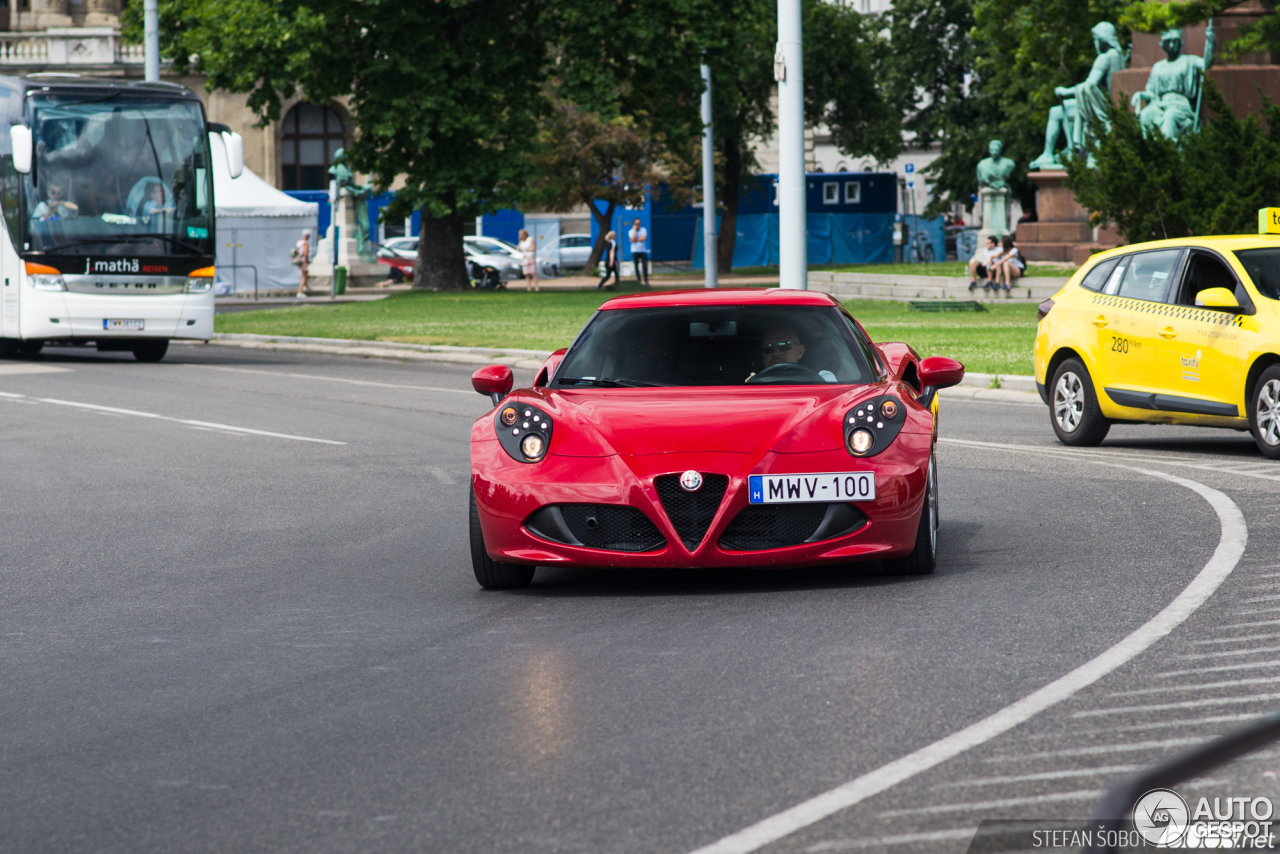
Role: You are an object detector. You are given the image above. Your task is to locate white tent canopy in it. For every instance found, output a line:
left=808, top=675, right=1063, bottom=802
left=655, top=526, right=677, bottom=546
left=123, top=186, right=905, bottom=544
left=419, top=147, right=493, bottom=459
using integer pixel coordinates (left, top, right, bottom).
left=210, top=133, right=318, bottom=294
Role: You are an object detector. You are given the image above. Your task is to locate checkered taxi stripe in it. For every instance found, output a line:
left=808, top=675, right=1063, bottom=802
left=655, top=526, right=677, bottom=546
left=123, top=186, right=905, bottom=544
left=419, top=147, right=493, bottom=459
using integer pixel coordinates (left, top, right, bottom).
left=1090, top=294, right=1244, bottom=326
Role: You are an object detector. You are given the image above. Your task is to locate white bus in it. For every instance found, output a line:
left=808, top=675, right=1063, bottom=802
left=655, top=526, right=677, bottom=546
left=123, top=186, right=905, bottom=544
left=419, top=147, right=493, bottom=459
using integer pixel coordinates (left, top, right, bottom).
left=1, top=75, right=243, bottom=361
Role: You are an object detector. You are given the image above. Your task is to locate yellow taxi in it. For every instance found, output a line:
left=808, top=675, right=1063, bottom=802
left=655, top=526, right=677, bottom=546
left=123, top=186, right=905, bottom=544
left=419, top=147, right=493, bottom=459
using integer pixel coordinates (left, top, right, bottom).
left=1034, top=235, right=1280, bottom=458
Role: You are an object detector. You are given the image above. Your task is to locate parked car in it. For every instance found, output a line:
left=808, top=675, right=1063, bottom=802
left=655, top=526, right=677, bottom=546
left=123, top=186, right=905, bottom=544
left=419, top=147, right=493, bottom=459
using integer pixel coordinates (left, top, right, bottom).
left=377, top=236, right=418, bottom=259
left=467, top=235, right=558, bottom=277
left=558, top=233, right=594, bottom=270
left=465, top=242, right=522, bottom=288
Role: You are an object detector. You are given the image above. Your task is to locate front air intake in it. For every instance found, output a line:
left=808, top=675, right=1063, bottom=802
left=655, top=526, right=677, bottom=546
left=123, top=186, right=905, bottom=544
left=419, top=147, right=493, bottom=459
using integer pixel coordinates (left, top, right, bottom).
left=654, top=474, right=728, bottom=550
left=720, top=503, right=867, bottom=551
left=525, top=505, right=665, bottom=552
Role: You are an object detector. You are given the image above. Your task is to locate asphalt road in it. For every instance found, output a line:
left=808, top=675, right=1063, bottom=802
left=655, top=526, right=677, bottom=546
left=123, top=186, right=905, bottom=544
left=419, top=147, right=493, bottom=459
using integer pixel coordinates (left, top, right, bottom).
left=0, top=342, right=1277, bottom=854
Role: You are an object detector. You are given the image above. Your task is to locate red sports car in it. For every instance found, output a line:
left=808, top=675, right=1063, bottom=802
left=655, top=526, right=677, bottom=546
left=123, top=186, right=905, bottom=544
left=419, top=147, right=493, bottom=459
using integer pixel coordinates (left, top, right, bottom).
left=468, top=289, right=965, bottom=588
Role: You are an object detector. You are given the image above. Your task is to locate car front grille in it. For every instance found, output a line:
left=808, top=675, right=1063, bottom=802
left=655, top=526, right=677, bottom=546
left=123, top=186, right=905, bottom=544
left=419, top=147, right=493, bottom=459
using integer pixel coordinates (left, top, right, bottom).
left=654, top=474, right=729, bottom=550
left=561, top=505, right=665, bottom=552
left=719, top=502, right=868, bottom=551
left=525, top=504, right=665, bottom=552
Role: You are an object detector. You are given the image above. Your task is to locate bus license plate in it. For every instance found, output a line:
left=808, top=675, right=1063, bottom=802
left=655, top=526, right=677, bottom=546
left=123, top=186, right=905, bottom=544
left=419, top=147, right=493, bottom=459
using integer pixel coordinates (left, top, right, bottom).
left=749, top=472, right=875, bottom=504
left=103, top=319, right=144, bottom=330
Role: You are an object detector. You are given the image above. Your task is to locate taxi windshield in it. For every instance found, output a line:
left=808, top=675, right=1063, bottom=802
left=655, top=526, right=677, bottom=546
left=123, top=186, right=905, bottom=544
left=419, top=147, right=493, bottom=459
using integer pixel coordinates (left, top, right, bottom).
left=24, top=94, right=213, bottom=256
left=553, top=305, right=875, bottom=388
left=1233, top=247, right=1280, bottom=300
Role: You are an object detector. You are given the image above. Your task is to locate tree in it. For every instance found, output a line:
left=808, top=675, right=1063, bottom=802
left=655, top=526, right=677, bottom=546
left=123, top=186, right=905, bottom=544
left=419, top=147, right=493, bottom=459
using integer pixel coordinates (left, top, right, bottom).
left=525, top=97, right=690, bottom=272
left=1066, top=87, right=1280, bottom=241
left=1120, top=1, right=1278, bottom=60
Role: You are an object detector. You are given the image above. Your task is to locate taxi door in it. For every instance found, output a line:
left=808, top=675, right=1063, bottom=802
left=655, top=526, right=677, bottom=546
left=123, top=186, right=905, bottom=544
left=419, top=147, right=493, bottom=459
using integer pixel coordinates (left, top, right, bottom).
left=1152, top=250, right=1244, bottom=417
left=1088, top=249, right=1182, bottom=406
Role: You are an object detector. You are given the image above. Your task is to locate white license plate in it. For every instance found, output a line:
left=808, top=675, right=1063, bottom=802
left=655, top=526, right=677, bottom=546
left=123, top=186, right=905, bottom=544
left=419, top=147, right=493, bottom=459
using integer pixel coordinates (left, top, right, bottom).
left=748, top=472, right=875, bottom=504
left=103, top=319, right=144, bottom=330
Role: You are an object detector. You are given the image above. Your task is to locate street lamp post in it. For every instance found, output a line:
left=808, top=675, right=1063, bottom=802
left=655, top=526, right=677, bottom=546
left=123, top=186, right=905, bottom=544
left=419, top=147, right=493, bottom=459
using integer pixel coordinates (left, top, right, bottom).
left=701, top=60, right=718, bottom=289
left=776, top=0, right=806, bottom=289
left=144, top=0, right=159, bottom=83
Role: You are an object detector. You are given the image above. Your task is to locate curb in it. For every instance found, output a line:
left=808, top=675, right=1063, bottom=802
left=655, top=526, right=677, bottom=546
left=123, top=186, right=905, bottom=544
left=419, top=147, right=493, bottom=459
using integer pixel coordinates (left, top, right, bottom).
left=202, top=333, right=553, bottom=369
left=201, top=334, right=1040, bottom=394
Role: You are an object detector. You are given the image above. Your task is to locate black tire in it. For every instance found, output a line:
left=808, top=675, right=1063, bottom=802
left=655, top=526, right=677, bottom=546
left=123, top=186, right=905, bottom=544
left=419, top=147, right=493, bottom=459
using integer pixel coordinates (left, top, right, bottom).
left=132, top=340, right=169, bottom=362
left=15, top=341, right=42, bottom=357
left=1049, top=358, right=1110, bottom=446
left=1249, top=365, right=1280, bottom=460
left=470, top=490, right=534, bottom=589
left=883, top=454, right=938, bottom=576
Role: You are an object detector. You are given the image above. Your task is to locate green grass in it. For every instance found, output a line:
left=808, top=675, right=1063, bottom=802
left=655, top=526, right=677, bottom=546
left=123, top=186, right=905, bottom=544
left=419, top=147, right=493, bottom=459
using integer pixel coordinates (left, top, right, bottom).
left=216, top=289, right=1037, bottom=375
left=653, top=262, right=1075, bottom=278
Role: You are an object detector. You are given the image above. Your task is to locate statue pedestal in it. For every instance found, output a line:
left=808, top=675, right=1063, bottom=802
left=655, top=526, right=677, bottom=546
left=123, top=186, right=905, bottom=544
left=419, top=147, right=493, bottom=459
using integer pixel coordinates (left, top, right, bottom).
left=1016, top=170, right=1120, bottom=265
left=309, top=194, right=385, bottom=290
left=976, top=187, right=1009, bottom=246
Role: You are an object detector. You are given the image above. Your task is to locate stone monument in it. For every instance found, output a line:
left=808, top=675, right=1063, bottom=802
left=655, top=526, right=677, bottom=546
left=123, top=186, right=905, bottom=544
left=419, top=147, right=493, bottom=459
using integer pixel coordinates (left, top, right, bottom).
left=310, top=149, right=385, bottom=290
left=1030, top=22, right=1127, bottom=170
left=1131, top=23, right=1214, bottom=139
left=975, top=139, right=1015, bottom=244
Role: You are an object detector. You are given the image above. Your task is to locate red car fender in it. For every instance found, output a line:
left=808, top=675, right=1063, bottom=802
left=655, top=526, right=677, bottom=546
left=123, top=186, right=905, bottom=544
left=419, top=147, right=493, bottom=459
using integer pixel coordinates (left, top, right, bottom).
left=534, top=348, right=568, bottom=388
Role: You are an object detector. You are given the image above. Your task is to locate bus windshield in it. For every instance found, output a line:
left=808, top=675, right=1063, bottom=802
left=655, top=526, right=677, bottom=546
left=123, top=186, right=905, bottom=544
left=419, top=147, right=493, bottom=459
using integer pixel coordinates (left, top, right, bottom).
left=24, top=94, right=213, bottom=257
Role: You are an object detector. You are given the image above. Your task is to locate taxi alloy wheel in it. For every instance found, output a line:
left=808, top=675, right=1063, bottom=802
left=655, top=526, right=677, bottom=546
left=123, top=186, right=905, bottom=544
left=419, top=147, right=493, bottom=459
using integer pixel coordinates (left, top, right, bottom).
left=1050, top=358, right=1110, bottom=447
left=1250, top=367, right=1280, bottom=460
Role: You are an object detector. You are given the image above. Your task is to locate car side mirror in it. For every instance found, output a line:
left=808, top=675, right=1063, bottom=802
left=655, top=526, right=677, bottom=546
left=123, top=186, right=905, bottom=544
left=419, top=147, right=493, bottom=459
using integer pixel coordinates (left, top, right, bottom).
left=472, top=365, right=514, bottom=406
left=1196, top=287, right=1240, bottom=311
left=918, top=356, right=965, bottom=406
left=10, top=125, right=31, bottom=174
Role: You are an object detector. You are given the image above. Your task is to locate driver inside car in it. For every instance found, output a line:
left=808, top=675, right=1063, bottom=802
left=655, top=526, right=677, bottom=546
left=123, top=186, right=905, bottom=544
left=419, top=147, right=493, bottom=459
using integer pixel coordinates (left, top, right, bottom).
left=761, top=324, right=805, bottom=368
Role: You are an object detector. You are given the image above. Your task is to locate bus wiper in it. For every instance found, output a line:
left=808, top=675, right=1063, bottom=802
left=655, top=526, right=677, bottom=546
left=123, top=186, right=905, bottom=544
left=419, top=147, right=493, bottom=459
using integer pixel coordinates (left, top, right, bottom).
left=39, top=234, right=206, bottom=255
left=560, top=377, right=660, bottom=388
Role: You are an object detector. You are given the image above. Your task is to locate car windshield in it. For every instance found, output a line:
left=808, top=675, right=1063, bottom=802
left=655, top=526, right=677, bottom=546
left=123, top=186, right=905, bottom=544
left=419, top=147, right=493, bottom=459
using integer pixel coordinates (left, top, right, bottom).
left=1233, top=247, right=1280, bottom=300
left=553, top=305, right=875, bottom=388
left=24, top=94, right=213, bottom=256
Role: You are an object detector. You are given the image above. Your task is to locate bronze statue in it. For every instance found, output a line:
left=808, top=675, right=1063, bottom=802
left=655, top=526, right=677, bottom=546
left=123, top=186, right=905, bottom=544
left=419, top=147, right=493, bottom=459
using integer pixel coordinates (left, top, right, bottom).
left=976, top=140, right=1015, bottom=190
left=1131, top=23, right=1214, bottom=140
left=1030, top=22, right=1127, bottom=170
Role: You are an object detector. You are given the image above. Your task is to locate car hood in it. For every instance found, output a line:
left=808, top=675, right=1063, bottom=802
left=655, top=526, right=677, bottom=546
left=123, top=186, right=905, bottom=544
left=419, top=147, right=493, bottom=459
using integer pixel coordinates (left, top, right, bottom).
left=534, top=385, right=917, bottom=457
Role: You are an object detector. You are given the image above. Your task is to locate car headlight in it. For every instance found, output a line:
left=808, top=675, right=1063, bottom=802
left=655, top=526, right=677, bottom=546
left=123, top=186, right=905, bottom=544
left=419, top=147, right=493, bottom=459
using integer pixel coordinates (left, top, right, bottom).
left=844, top=396, right=905, bottom=458
left=25, top=261, right=65, bottom=291
left=187, top=266, right=215, bottom=294
left=495, top=403, right=553, bottom=463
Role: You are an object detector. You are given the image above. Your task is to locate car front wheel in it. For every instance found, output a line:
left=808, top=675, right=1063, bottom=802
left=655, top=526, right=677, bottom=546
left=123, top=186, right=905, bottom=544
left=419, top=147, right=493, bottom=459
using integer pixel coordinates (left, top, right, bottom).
left=883, top=454, right=937, bottom=576
left=1050, top=358, right=1110, bottom=446
left=469, top=490, right=535, bottom=589
left=1250, top=365, right=1280, bottom=460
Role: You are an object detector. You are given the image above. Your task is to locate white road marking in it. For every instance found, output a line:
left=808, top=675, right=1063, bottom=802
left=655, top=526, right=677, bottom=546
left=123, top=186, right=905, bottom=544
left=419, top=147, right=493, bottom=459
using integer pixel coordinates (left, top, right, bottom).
left=1213, top=619, right=1280, bottom=632
left=1021, top=713, right=1260, bottom=739
left=804, top=828, right=977, bottom=852
left=1107, top=675, right=1280, bottom=697
left=983, top=737, right=1204, bottom=763
left=935, top=765, right=1141, bottom=788
left=876, top=789, right=1104, bottom=818
left=944, top=436, right=1280, bottom=482
left=0, top=363, right=70, bottom=375
left=685, top=441, right=1247, bottom=854
left=1073, top=692, right=1280, bottom=718
left=1152, top=661, right=1280, bottom=678
left=13, top=394, right=345, bottom=445
left=1235, top=606, right=1280, bottom=616
left=1191, top=633, right=1280, bottom=648
left=184, top=364, right=475, bottom=395
left=1243, top=594, right=1280, bottom=603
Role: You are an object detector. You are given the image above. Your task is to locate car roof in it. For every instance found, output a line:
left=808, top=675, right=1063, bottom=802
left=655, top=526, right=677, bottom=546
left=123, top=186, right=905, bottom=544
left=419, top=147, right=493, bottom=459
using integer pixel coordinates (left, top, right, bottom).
left=1086, top=235, right=1280, bottom=263
left=599, top=288, right=842, bottom=310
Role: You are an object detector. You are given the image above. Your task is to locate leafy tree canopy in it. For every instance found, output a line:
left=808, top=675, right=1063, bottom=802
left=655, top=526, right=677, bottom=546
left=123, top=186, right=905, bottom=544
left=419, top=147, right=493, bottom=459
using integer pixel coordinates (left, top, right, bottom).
left=1119, top=0, right=1278, bottom=59
left=1066, top=87, right=1280, bottom=242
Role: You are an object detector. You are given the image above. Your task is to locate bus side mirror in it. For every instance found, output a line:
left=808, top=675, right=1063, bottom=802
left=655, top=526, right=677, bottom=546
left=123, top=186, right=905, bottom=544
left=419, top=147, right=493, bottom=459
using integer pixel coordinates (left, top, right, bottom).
left=223, top=131, right=244, bottom=179
left=10, top=125, right=31, bottom=175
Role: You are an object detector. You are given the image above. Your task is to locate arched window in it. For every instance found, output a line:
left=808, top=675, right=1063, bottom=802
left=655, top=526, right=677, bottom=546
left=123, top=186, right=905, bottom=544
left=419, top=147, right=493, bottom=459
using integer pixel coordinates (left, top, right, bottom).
left=280, top=103, right=345, bottom=190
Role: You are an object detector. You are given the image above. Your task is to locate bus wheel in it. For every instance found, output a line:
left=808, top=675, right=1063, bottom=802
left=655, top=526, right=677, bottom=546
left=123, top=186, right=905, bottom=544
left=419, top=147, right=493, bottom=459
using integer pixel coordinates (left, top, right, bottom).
left=16, top=341, right=42, bottom=357
left=133, top=341, right=169, bottom=362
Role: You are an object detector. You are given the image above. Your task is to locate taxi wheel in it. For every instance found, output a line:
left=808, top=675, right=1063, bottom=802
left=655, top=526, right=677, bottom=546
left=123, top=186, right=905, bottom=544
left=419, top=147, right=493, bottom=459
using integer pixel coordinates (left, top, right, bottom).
left=1050, top=359, right=1110, bottom=447
left=1249, top=366, right=1280, bottom=460
left=469, top=490, right=535, bottom=589
left=883, top=454, right=937, bottom=576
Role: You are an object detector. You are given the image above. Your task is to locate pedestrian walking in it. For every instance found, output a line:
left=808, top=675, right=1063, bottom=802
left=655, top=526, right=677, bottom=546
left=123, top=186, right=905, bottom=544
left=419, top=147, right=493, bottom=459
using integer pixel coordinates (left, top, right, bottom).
left=628, top=218, right=650, bottom=286
left=597, top=230, right=619, bottom=289
left=291, top=229, right=311, bottom=298
left=517, top=228, right=539, bottom=292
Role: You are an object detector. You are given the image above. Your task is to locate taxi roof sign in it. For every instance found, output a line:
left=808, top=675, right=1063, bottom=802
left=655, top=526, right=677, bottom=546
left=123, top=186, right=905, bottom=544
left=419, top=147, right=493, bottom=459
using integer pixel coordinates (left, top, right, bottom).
left=1260, top=207, right=1280, bottom=234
